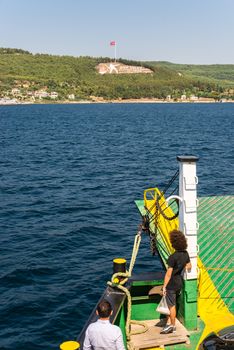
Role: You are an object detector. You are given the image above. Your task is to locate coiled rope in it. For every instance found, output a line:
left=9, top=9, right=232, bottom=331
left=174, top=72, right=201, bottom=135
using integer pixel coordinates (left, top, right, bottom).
left=107, top=227, right=148, bottom=350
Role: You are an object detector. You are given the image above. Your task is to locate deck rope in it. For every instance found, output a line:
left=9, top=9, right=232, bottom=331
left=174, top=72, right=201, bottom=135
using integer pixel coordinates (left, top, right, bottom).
left=107, top=227, right=149, bottom=350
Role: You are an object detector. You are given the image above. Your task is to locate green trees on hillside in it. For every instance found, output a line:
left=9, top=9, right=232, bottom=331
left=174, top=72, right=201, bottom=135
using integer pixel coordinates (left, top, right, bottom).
left=0, top=48, right=32, bottom=55
left=0, top=48, right=233, bottom=101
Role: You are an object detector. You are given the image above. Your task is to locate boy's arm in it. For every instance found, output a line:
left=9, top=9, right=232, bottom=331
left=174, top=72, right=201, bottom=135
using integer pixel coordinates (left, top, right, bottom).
left=162, top=267, right=173, bottom=295
left=186, top=252, right=192, bottom=272
left=186, top=262, right=192, bottom=272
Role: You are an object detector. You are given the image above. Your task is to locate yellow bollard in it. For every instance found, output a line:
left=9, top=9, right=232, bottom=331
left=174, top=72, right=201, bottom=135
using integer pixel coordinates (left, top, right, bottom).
left=113, top=258, right=126, bottom=274
left=60, top=340, right=80, bottom=350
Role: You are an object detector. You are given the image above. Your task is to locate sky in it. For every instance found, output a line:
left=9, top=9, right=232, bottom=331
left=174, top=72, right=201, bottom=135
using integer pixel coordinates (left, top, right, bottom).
left=0, top=0, right=234, bottom=64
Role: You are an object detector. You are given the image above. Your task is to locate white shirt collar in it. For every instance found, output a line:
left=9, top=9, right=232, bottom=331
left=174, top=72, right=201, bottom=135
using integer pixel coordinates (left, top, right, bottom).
left=97, top=319, right=110, bottom=324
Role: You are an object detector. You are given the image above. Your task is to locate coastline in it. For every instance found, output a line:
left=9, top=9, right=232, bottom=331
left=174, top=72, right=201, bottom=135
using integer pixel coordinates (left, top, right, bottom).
left=0, top=98, right=234, bottom=106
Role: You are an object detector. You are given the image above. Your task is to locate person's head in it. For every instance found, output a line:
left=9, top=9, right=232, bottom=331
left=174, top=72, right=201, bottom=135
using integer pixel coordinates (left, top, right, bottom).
left=96, top=300, right=112, bottom=319
left=169, top=229, right=187, bottom=251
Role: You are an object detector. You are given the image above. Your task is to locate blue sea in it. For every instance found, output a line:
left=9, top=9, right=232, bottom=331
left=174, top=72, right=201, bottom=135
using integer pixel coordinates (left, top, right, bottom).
left=0, top=103, right=233, bottom=349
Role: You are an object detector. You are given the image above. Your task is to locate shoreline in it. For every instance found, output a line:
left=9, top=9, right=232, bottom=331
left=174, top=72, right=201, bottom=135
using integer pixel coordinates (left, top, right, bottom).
left=0, top=98, right=233, bottom=106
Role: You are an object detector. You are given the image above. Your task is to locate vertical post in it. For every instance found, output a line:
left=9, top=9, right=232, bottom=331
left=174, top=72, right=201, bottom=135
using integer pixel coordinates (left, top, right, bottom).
left=177, top=155, right=199, bottom=279
left=177, top=155, right=199, bottom=330
left=110, top=41, right=117, bottom=62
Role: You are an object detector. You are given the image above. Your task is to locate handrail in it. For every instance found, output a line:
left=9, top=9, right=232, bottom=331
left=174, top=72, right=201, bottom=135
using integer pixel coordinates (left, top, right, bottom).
left=144, top=187, right=179, bottom=258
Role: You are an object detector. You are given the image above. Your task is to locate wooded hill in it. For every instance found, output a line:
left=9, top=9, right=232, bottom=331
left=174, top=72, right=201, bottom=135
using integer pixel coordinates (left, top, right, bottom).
left=0, top=48, right=233, bottom=101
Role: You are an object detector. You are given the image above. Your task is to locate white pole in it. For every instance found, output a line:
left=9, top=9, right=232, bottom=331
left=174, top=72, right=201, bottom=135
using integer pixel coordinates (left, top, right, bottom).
left=177, top=155, right=199, bottom=280
left=115, top=42, right=117, bottom=62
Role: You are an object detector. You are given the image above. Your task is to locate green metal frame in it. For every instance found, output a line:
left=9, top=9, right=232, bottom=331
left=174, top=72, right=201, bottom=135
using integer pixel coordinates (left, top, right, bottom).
left=135, top=199, right=198, bottom=330
left=177, top=279, right=198, bottom=330
left=115, top=302, right=127, bottom=347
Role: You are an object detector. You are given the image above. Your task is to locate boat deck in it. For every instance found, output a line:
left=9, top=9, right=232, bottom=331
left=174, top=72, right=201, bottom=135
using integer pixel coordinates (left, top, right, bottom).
left=198, top=196, right=234, bottom=313
left=135, top=195, right=234, bottom=314
left=131, top=318, right=189, bottom=349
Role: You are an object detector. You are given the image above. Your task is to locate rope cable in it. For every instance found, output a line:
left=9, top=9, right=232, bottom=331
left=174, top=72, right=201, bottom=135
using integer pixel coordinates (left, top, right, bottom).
left=107, top=227, right=149, bottom=349
left=161, top=170, right=179, bottom=196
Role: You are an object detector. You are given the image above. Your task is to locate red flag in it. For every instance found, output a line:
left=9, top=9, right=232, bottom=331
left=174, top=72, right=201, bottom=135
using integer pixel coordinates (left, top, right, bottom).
left=110, top=41, right=116, bottom=46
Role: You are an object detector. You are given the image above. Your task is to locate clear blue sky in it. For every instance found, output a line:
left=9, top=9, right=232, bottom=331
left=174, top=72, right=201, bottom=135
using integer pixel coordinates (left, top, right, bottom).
left=0, top=0, right=233, bottom=64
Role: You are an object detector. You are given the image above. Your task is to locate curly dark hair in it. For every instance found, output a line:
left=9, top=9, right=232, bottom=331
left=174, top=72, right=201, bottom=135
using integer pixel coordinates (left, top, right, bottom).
left=169, top=230, right=188, bottom=251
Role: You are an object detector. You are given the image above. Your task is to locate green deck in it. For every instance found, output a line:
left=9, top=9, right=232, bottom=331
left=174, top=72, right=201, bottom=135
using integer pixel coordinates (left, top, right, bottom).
left=198, top=195, right=234, bottom=313
left=135, top=195, right=234, bottom=314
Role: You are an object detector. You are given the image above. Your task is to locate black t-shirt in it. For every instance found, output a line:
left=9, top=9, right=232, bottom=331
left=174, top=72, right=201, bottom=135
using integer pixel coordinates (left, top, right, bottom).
left=166, top=251, right=190, bottom=291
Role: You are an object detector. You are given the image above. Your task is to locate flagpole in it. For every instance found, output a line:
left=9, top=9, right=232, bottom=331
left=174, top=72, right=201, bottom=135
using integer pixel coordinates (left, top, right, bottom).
left=110, top=41, right=117, bottom=62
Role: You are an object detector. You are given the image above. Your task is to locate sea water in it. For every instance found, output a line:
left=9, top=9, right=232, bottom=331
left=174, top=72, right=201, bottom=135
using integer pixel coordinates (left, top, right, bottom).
left=0, top=103, right=233, bottom=349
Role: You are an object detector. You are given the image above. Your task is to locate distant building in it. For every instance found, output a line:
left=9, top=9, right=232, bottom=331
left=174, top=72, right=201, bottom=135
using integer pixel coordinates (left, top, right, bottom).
left=181, top=94, right=187, bottom=101
left=40, top=91, right=49, bottom=98
left=34, top=90, right=49, bottom=99
left=11, top=88, right=20, bottom=95
left=190, top=95, right=198, bottom=101
left=166, top=95, right=171, bottom=101
left=50, top=92, right=58, bottom=99
left=68, top=94, right=75, bottom=100
left=0, top=97, right=18, bottom=105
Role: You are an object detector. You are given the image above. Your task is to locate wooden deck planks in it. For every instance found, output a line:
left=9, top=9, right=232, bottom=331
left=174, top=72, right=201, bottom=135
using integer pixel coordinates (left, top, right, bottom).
left=130, top=319, right=190, bottom=350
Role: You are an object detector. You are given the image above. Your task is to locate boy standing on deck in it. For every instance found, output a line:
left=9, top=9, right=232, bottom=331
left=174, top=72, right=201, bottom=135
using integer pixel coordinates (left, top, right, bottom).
left=160, top=230, right=191, bottom=334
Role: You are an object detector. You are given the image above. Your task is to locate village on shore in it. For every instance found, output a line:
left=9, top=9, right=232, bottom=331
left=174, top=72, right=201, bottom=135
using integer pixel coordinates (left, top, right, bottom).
left=0, top=83, right=233, bottom=106
left=0, top=94, right=233, bottom=105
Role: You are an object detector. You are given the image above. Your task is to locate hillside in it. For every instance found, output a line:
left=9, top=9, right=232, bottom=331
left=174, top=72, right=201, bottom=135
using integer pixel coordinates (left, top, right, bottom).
left=0, top=48, right=233, bottom=102
left=151, top=61, right=234, bottom=87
